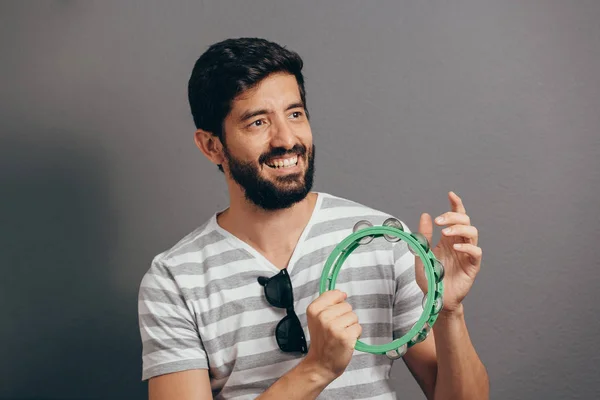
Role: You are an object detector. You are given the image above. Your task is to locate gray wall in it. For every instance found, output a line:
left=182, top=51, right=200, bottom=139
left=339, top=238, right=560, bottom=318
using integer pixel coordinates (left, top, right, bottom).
left=1, top=1, right=599, bottom=399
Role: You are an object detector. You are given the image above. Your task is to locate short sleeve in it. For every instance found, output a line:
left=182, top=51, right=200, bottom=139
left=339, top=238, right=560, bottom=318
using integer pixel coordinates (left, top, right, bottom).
left=138, top=258, right=209, bottom=380
left=391, top=225, right=424, bottom=340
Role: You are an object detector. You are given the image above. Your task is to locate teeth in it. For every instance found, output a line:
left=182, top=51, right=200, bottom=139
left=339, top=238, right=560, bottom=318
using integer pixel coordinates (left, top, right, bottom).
left=267, top=156, right=298, bottom=168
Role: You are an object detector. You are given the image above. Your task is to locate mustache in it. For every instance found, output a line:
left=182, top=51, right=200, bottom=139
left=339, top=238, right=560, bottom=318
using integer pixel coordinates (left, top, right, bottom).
left=259, top=144, right=307, bottom=164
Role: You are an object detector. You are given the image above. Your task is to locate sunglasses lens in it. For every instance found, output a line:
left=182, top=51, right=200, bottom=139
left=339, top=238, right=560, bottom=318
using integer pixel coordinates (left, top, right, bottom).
left=276, top=314, right=307, bottom=353
left=260, top=270, right=307, bottom=353
left=264, top=272, right=294, bottom=308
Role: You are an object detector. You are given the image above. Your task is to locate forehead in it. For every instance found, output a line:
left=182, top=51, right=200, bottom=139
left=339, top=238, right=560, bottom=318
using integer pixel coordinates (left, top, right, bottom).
left=230, top=72, right=301, bottom=114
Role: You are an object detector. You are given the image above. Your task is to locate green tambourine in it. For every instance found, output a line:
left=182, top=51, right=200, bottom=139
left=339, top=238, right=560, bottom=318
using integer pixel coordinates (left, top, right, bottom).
left=319, top=218, right=445, bottom=360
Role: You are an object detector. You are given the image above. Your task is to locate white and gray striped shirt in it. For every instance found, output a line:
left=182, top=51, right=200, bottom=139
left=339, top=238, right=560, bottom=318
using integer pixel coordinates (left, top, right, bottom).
left=138, top=192, right=423, bottom=399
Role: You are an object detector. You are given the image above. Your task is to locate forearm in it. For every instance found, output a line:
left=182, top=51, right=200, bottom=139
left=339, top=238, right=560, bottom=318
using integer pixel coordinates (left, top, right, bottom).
left=432, top=305, right=489, bottom=400
left=256, top=359, right=334, bottom=400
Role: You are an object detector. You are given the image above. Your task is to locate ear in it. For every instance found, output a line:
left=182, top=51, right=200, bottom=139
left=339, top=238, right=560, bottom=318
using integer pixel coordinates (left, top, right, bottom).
left=194, top=129, right=225, bottom=167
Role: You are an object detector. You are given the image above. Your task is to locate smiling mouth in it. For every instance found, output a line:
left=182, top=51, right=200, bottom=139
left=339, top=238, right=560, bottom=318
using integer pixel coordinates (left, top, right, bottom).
left=265, top=155, right=299, bottom=169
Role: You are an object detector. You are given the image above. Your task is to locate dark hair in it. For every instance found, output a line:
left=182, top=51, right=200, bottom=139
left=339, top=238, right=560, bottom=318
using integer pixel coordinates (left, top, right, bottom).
left=188, top=38, right=309, bottom=171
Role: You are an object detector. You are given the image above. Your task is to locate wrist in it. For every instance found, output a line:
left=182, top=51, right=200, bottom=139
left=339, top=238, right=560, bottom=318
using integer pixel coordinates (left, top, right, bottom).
left=297, top=356, right=337, bottom=388
left=438, top=303, right=465, bottom=321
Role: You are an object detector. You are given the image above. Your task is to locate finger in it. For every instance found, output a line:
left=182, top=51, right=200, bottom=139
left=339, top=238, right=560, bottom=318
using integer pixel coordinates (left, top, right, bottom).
left=308, top=290, right=347, bottom=315
left=453, top=243, right=483, bottom=263
left=333, top=311, right=359, bottom=329
left=449, top=191, right=467, bottom=214
left=345, top=323, right=363, bottom=344
left=442, top=225, right=478, bottom=245
left=435, top=212, right=471, bottom=227
left=418, top=213, right=433, bottom=245
left=318, top=301, right=354, bottom=323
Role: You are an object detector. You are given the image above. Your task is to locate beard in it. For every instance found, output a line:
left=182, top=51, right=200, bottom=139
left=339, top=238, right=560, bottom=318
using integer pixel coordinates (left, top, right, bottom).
left=223, top=143, right=315, bottom=210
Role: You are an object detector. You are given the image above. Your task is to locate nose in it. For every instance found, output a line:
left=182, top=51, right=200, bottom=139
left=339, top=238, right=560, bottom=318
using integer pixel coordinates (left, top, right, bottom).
left=269, top=116, right=296, bottom=150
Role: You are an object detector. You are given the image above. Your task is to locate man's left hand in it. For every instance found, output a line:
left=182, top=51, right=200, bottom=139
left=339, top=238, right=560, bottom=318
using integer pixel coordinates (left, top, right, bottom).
left=414, top=191, right=482, bottom=315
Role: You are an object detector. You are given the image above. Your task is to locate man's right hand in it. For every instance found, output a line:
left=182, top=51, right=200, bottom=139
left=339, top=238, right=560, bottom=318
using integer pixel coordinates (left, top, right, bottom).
left=302, top=289, right=362, bottom=383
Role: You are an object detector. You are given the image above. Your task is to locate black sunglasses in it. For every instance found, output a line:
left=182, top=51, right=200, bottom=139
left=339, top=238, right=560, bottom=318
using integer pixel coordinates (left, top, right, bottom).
left=258, top=268, right=308, bottom=354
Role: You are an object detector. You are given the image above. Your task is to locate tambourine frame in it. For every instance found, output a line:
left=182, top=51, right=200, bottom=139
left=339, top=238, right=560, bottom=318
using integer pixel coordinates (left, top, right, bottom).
left=319, top=224, right=445, bottom=359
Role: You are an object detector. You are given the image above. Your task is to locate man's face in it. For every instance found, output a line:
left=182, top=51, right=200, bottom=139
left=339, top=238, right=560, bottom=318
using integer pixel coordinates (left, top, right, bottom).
left=221, top=72, right=315, bottom=210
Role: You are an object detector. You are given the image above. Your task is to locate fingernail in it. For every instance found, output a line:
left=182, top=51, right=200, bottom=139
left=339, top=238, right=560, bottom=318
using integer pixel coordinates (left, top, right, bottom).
left=454, top=243, right=462, bottom=249
left=443, top=228, right=452, bottom=234
left=435, top=217, right=444, bottom=224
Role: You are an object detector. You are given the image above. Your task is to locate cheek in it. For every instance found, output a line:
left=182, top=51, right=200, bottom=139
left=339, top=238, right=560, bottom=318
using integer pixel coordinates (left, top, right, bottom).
left=299, top=128, right=313, bottom=146
left=234, top=145, right=269, bottom=166
left=227, top=135, right=267, bottom=160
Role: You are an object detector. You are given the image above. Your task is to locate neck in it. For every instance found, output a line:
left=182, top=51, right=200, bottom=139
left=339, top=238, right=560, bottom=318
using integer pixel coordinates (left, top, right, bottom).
left=217, top=187, right=318, bottom=257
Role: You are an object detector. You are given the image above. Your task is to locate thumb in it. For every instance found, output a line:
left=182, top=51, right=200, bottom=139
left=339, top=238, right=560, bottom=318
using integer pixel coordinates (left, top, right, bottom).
left=419, top=213, right=433, bottom=245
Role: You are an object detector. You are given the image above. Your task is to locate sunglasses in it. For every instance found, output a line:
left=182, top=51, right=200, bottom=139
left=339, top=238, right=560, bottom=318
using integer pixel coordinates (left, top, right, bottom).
left=258, top=268, right=308, bottom=354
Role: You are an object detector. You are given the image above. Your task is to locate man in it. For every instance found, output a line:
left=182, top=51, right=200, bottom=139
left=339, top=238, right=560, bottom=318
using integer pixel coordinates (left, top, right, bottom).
left=138, top=37, right=489, bottom=399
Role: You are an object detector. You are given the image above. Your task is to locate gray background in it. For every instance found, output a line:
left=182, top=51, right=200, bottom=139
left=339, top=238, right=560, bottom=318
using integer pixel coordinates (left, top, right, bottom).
left=1, top=1, right=599, bottom=399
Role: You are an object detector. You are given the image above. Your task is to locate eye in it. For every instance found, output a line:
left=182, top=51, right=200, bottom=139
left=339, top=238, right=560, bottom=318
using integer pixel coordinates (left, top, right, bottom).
left=290, top=111, right=303, bottom=119
left=249, top=119, right=265, bottom=127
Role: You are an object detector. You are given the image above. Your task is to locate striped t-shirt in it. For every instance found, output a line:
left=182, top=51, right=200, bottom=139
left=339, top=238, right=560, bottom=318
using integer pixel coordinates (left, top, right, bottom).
left=138, top=192, right=423, bottom=399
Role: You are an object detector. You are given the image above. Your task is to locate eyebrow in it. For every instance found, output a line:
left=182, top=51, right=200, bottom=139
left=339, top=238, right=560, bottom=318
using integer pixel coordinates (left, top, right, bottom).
left=238, top=102, right=305, bottom=123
